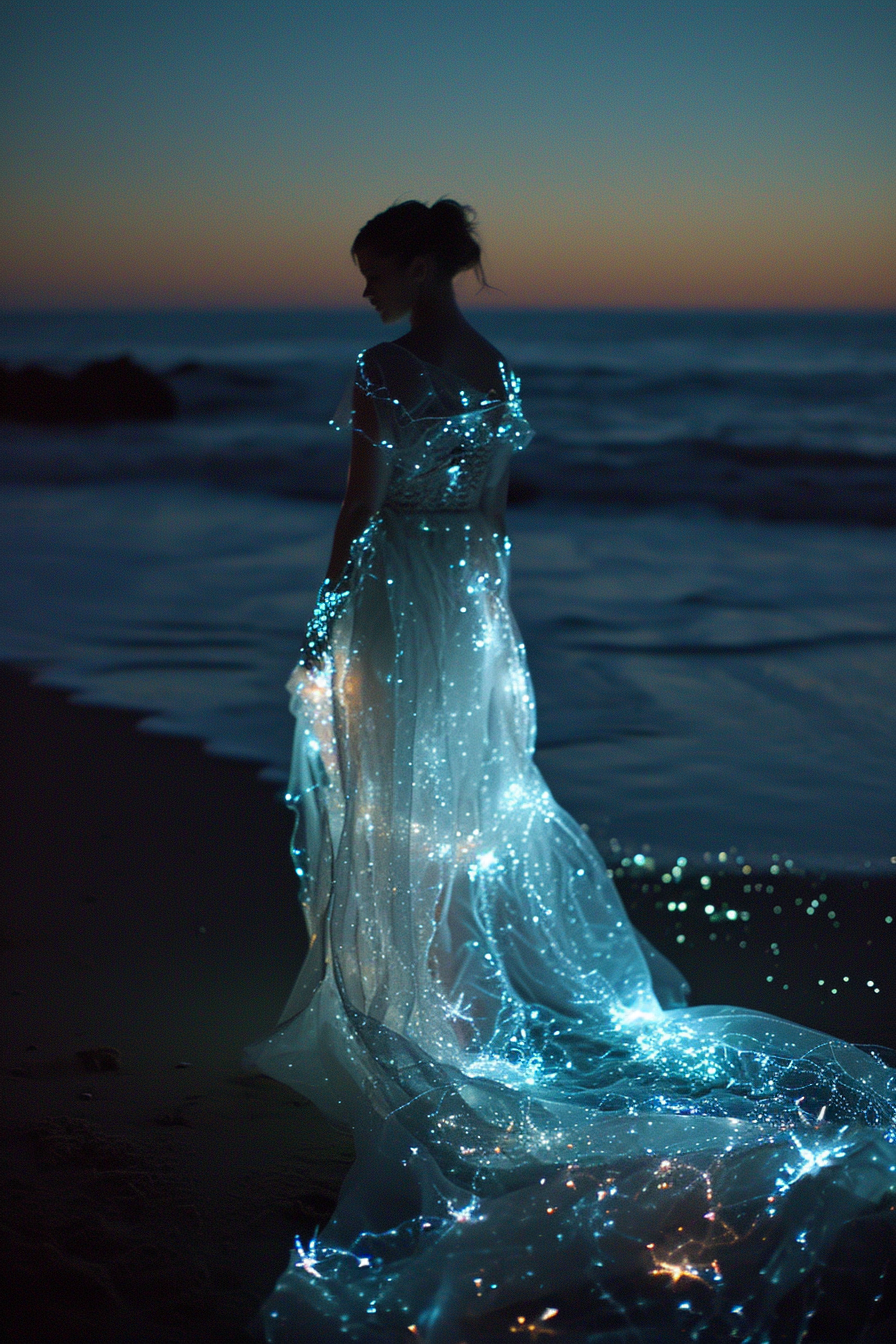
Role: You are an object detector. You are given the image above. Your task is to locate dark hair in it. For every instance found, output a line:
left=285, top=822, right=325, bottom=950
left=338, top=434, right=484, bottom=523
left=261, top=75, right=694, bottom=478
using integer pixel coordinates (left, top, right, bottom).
left=352, top=198, right=487, bottom=286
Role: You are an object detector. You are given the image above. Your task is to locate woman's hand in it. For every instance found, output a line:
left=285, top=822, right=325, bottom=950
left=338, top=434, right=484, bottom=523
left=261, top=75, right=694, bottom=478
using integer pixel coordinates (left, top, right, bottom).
left=300, top=577, right=350, bottom=665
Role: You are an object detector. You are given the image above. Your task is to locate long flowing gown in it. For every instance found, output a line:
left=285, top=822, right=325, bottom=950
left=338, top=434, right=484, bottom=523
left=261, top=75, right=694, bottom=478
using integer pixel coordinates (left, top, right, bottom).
left=246, top=343, right=896, bottom=1343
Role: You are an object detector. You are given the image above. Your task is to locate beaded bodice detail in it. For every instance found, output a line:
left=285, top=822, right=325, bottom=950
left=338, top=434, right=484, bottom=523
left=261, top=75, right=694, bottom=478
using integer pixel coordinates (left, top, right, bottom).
left=334, top=343, right=533, bottom=513
left=383, top=400, right=503, bottom=511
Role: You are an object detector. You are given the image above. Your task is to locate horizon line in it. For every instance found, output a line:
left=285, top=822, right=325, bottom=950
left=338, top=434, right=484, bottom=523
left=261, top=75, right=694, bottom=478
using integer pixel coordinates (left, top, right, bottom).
left=3, top=302, right=896, bottom=318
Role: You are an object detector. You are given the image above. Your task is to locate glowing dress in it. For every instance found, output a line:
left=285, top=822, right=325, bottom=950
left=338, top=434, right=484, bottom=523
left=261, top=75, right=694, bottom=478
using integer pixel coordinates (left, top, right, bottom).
left=248, top=342, right=896, bottom=1343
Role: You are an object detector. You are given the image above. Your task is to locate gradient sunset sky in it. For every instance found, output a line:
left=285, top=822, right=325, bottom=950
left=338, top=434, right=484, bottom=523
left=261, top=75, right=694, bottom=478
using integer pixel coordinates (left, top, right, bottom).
left=2, top=0, right=894, bottom=310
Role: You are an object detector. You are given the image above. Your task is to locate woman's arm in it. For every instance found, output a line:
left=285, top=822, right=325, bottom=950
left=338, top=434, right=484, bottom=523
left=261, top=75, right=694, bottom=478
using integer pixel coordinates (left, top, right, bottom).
left=478, top=455, right=511, bottom=537
left=324, top=380, right=392, bottom=585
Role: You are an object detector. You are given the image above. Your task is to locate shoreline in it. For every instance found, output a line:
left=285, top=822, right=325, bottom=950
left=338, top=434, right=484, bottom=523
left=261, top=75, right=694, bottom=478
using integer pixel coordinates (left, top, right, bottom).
left=3, top=664, right=893, bottom=1340
left=3, top=477, right=893, bottom=876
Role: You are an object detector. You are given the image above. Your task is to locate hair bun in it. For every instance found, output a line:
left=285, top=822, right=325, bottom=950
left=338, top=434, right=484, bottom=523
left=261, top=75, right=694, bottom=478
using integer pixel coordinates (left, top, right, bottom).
left=353, top=198, right=485, bottom=284
left=426, top=200, right=480, bottom=272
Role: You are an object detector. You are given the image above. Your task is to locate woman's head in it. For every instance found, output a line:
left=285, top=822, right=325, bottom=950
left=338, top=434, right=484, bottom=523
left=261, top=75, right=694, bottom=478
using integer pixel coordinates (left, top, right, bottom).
left=352, top=199, right=484, bottom=284
left=353, top=200, right=489, bottom=321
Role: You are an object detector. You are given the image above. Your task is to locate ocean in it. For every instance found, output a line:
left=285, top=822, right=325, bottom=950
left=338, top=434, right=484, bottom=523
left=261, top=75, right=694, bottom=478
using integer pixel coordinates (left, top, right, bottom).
left=1, top=308, right=894, bottom=874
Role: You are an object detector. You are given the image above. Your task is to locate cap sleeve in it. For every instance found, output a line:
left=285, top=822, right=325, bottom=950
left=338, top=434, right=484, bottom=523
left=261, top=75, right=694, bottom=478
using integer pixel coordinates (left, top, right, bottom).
left=330, top=344, right=433, bottom=443
left=330, top=348, right=384, bottom=434
left=329, top=372, right=355, bottom=433
left=502, top=366, right=535, bottom=454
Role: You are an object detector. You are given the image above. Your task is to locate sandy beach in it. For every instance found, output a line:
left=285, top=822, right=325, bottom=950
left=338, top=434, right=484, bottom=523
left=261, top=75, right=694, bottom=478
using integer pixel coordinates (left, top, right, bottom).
left=3, top=665, right=894, bottom=1342
left=1, top=667, right=354, bottom=1342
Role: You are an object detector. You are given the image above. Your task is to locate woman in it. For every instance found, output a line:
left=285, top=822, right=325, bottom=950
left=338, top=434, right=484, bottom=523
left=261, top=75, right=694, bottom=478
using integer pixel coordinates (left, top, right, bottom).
left=248, top=201, right=895, bottom=1342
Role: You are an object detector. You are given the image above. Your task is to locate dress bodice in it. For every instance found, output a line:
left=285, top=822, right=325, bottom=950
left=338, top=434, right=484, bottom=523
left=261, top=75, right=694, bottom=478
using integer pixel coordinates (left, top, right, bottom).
left=332, top=343, right=534, bottom=512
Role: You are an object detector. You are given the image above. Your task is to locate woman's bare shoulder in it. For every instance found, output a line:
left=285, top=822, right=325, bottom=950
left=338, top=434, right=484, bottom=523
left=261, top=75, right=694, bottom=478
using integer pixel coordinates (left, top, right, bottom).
left=465, top=333, right=507, bottom=384
left=453, top=336, right=508, bottom=400
left=392, top=330, right=507, bottom=398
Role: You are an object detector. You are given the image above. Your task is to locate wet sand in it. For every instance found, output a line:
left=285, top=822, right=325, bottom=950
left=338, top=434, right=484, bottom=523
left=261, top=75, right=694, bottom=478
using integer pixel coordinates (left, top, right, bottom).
left=1, top=667, right=352, bottom=1342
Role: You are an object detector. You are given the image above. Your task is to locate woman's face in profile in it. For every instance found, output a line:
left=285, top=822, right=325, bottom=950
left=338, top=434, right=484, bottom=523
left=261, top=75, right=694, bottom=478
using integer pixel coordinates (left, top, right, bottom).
left=355, top=248, right=422, bottom=323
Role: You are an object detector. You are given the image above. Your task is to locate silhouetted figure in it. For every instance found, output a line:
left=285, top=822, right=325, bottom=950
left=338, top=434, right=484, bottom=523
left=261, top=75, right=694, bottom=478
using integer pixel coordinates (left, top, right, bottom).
left=247, top=200, right=896, bottom=1343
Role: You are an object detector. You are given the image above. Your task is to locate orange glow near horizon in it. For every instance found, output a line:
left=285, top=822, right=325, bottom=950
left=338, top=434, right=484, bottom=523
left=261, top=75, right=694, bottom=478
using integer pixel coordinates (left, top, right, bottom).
left=3, top=189, right=895, bottom=311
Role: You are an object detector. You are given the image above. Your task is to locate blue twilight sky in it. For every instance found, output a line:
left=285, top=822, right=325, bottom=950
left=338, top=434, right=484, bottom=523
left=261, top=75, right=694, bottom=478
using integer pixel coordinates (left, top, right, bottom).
left=2, top=0, right=895, bottom=307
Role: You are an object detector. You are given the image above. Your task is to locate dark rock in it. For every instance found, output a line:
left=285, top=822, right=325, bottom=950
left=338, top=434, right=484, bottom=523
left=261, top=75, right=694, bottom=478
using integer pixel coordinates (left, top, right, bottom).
left=0, top=355, right=178, bottom=425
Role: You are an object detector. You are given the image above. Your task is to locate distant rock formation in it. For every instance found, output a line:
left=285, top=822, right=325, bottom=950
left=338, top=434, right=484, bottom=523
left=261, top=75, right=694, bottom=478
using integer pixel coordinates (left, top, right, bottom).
left=0, top=355, right=178, bottom=424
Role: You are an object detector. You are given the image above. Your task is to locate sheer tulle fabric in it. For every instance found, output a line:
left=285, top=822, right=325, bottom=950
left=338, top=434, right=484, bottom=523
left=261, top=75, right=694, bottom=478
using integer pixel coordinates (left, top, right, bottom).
left=247, top=347, right=896, bottom=1342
